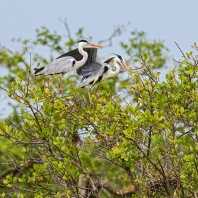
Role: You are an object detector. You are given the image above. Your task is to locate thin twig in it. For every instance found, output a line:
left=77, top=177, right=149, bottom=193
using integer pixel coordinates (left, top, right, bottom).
left=98, top=23, right=129, bottom=47
left=172, top=58, right=182, bottom=64
left=59, top=17, right=72, bottom=40
left=175, top=42, right=186, bottom=59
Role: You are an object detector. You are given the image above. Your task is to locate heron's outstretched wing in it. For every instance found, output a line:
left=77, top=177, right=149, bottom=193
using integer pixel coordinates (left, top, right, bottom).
left=101, top=56, right=115, bottom=64
left=57, top=48, right=98, bottom=75
left=80, top=65, right=109, bottom=88
left=76, top=61, right=103, bottom=77
left=56, top=48, right=82, bottom=61
left=77, top=56, right=115, bottom=77
left=56, top=48, right=98, bottom=63
left=34, top=56, right=76, bottom=76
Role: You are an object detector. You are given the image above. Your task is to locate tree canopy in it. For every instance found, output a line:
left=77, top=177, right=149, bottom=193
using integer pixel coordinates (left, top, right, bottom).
left=0, top=25, right=198, bottom=198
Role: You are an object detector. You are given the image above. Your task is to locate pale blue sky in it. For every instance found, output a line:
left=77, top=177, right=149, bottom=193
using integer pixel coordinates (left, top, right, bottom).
left=0, top=0, right=198, bottom=116
left=1, top=0, right=198, bottom=59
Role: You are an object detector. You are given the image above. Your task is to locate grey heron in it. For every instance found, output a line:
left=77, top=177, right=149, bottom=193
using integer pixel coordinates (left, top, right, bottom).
left=79, top=54, right=129, bottom=101
left=34, top=39, right=102, bottom=76
left=56, top=48, right=129, bottom=86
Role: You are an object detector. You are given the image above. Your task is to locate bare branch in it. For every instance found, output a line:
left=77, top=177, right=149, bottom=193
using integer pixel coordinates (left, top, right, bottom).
left=175, top=42, right=186, bottom=59
left=172, top=58, right=182, bottom=64
left=0, top=160, right=34, bottom=180
left=59, top=17, right=72, bottom=40
left=98, top=23, right=129, bottom=47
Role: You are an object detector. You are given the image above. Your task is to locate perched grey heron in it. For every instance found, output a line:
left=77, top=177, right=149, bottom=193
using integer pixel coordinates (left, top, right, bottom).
left=80, top=54, right=129, bottom=87
left=79, top=54, right=129, bottom=101
left=34, top=39, right=102, bottom=76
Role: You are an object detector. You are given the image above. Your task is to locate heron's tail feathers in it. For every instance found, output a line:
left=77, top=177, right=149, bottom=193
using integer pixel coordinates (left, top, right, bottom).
left=34, top=67, right=45, bottom=75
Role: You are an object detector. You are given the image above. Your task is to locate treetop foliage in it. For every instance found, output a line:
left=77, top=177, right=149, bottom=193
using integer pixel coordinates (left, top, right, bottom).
left=0, top=24, right=198, bottom=197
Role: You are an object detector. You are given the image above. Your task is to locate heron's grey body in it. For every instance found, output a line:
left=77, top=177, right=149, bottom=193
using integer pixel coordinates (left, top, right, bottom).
left=34, top=40, right=101, bottom=76
left=34, top=57, right=76, bottom=75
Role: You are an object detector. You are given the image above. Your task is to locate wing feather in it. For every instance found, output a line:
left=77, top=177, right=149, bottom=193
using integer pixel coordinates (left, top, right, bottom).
left=80, top=65, right=109, bottom=87
left=56, top=48, right=82, bottom=61
left=57, top=48, right=99, bottom=76
left=35, top=56, right=75, bottom=75
left=77, top=61, right=103, bottom=77
left=77, top=56, right=115, bottom=77
left=56, top=48, right=98, bottom=63
left=101, top=56, right=115, bottom=64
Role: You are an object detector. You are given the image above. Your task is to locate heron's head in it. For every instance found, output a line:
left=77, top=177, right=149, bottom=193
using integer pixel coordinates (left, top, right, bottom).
left=78, top=39, right=102, bottom=49
left=112, top=53, right=129, bottom=70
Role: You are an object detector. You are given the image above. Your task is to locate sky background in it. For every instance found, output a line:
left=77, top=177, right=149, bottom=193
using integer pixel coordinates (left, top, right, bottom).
left=0, top=0, right=198, bottom=115
left=1, top=0, right=198, bottom=60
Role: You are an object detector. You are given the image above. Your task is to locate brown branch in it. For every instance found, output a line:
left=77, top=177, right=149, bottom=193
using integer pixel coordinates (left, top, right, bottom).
left=175, top=42, right=186, bottom=59
left=72, top=159, right=98, bottom=193
left=59, top=17, right=72, bottom=40
left=155, top=156, right=172, bottom=196
left=13, top=184, right=38, bottom=193
left=78, top=174, right=88, bottom=198
left=95, top=179, right=136, bottom=197
left=146, top=126, right=152, bottom=157
left=0, top=160, right=35, bottom=180
left=139, top=53, right=156, bottom=82
left=124, top=136, right=163, bottom=175
left=98, top=23, right=129, bottom=47
left=26, top=100, right=43, bottom=133
left=172, top=58, right=182, bottom=64
left=0, top=46, right=14, bottom=54
left=149, top=176, right=179, bottom=194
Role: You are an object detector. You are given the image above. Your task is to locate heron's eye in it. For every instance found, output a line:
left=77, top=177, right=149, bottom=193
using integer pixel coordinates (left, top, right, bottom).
left=87, top=42, right=90, bottom=44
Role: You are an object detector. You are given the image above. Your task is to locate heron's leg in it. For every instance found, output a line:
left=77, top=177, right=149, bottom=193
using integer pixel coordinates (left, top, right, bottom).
left=59, top=74, right=64, bottom=94
left=58, top=74, right=69, bottom=106
left=88, top=88, right=92, bottom=104
left=94, top=83, right=101, bottom=98
left=88, top=89, right=91, bottom=103
left=88, top=84, right=95, bottom=104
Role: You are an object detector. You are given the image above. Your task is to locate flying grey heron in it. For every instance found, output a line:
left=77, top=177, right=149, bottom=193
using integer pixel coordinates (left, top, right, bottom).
left=34, top=39, right=102, bottom=76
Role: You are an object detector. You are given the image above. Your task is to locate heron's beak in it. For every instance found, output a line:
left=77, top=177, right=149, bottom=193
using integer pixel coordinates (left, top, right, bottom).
left=90, top=43, right=102, bottom=48
left=122, top=62, right=130, bottom=70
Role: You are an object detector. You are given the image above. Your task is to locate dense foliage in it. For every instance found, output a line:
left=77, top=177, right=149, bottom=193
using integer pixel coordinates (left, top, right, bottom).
left=0, top=26, right=198, bottom=197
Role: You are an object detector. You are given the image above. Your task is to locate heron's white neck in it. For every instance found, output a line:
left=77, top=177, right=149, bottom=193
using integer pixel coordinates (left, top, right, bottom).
left=107, top=59, right=121, bottom=78
left=75, top=44, right=88, bottom=69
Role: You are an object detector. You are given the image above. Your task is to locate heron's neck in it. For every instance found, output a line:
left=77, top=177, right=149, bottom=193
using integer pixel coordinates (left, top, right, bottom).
left=108, top=62, right=120, bottom=77
left=75, top=46, right=88, bottom=69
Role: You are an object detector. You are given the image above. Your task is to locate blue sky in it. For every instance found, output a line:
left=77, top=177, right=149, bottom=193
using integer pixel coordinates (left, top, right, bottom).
left=1, top=0, right=198, bottom=60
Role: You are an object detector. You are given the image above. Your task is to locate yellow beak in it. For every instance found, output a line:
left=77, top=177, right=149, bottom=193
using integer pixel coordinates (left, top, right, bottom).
left=122, top=62, right=130, bottom=70
left=90, top=43, right=102, bottom=48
